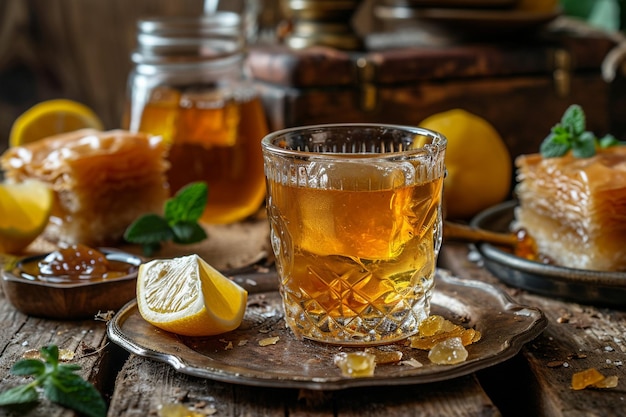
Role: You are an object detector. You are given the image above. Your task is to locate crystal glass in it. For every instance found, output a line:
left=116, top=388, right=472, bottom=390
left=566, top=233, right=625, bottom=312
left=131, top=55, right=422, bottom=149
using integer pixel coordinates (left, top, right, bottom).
left=262, top=123, right=447, bottom=345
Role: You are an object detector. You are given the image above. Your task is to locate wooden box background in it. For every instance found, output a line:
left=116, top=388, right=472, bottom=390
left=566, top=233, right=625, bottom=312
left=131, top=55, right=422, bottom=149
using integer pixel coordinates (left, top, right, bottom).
left=2, top=0, right=625, bottom=165
left=249, top=28, right=626, bottom=162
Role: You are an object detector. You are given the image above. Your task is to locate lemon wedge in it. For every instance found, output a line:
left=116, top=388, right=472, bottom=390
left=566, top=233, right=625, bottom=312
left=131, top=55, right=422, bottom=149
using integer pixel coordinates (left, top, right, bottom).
left=9, top=99, right=104, bottom=147
left=0, top=180, right=53, bottom=254
left=136, top=254, right=248, bottom=336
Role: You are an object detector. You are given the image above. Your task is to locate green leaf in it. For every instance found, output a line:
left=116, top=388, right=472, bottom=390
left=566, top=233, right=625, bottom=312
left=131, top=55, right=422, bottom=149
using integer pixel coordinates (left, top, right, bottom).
left=165, top=182, right=208, bottom=225
left=11, top=359, right=45, bottom=376
left=540, top=132, right=571, bottom=158
left=40, top=345, right=59, bottom=365
left=539, top=105, right=624, bottom=158
left=550, top=125, right=570, bottom=142
left=0, top=345, right=107, bottom=417
left=0, top=384, right=39, bottom=405
left=140, top=242, right=162, bottom=257
left=57, top=363, right=82, bottom=373
left=171, top=222, right=208, bottom=244
left=44, top=373, right=107, bottom=417
left=124, top=214, right=172, bottom=256
left=124, top=214, right=173, bottom=245
left=561, top=104, right=585, bottom=136
left=572, top=131, right=597, bottom=158
left=123, top=181, right=209, bottom=254
left=599, top=134, right=620, bottom=148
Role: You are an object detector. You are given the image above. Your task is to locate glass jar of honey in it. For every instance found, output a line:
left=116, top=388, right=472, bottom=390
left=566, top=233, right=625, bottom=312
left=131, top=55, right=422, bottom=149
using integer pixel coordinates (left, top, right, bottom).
left=124, top=12, right=269, bottom=224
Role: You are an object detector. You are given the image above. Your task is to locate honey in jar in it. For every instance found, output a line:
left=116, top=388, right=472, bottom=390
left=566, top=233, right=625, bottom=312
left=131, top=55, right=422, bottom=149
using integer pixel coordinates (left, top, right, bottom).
left=125, top=13, right=268, bottom=224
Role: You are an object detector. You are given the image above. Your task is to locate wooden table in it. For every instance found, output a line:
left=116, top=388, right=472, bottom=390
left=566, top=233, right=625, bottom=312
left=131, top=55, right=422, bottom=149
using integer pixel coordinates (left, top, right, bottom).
left=0, top=242, right=624, bottom=417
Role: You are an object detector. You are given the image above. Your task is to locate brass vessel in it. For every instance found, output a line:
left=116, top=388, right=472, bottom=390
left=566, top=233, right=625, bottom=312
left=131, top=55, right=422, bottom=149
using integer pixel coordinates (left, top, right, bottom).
left=281, top=0, right=364, bottom=50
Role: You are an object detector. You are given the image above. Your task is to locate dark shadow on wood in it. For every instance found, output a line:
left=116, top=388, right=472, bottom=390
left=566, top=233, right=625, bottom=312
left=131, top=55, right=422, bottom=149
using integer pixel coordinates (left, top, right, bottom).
left=476, top=353, right=539, bottom=417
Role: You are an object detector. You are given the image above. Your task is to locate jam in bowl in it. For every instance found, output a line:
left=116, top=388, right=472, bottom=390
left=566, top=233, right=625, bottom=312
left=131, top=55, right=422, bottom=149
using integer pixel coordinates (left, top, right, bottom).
left=19, top=244, right=139, bottom=284
left=1, top=246, right=142, bottom=320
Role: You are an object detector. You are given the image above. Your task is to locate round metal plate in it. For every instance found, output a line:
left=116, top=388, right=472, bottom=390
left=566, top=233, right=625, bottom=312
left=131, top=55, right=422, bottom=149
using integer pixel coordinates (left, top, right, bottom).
left=470, top=201, right=626, bottom=308
left=107, top=270, right=546, bottom=390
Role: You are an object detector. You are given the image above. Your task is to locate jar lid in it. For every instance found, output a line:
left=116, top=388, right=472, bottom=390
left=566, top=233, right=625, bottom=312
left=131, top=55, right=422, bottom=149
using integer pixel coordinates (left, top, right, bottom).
left=133, top=12, right=245, bottom=64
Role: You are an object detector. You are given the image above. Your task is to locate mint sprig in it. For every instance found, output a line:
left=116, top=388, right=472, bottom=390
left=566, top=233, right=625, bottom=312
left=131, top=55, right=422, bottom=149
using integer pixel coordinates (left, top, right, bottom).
left=540, top=104, right=621, bottom=158
left=124, top=181, right=208, bottom=256
left=0, top=345, right=107, bottom=417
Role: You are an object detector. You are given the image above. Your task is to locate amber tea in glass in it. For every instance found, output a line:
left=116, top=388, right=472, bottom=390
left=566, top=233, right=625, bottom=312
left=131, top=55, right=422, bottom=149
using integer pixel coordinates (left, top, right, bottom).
left=262, top=124, right=447, bottom=345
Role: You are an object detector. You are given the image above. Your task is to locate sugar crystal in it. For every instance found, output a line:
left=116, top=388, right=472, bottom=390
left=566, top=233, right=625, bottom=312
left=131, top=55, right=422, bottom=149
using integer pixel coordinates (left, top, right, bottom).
left=428, top=337, right=468, bottom=365
left=334, top=351, right=376, bottom=377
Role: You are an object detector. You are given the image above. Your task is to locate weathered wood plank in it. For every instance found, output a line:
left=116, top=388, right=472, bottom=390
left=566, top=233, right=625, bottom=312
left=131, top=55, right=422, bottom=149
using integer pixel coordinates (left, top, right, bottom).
left=0, top=283, right=117, bottom=417
left=439, top=243, right=626, bottom=417
left=5, top=241, right=623, bottom=416
left=108, top=354, right=500, bottom=417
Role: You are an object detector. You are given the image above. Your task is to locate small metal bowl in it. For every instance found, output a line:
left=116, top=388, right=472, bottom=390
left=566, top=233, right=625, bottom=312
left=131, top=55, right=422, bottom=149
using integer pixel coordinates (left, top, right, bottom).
left=1, top=248, right=142, bottom=320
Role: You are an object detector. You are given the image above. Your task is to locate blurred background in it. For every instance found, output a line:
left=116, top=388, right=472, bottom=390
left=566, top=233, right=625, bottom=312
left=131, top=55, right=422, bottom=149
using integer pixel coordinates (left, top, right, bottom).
left=0, top=0, right=624, bottom=155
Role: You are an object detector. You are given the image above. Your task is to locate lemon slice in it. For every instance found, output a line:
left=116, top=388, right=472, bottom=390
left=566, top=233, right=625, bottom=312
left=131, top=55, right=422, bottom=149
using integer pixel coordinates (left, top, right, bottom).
left=9, top=99, right=104, bottom=147
left=0, top=180, right=53, bottom=254
left=137, top=254, right=248, bottom=336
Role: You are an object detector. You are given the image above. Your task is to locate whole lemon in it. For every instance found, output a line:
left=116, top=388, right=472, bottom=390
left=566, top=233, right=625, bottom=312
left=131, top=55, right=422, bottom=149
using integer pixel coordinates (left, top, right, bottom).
left=419, top=109, right=512, bottom=220
left=9, top=99, right=103, bottom=147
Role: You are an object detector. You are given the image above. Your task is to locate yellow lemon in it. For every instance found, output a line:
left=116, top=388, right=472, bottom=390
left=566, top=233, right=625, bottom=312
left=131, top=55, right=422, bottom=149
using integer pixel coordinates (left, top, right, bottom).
left=137, top=254, right=248, bottom=336
left=0, top=180, right=53, bottom=254
left=9, top=99, right=103, bottom=147
left=419, top=109, right=512, bottom=219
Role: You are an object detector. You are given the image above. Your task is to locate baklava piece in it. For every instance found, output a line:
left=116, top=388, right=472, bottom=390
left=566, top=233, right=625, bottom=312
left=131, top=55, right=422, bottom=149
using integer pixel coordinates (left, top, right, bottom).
left=1, top=129, right=169, bottom=246
left=515, top=147, right=626, bottom=271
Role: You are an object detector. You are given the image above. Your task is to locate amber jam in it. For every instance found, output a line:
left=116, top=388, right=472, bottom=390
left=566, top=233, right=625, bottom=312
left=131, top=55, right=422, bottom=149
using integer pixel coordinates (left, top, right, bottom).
left=19, top=244, right=139, bottom=284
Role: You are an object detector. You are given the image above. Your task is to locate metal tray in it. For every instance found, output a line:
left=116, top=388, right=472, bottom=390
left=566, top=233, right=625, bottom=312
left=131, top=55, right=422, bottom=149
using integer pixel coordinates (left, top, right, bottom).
left=470, top=201, right=626, bottom=308
left=107, top=270, right=546, bottom=390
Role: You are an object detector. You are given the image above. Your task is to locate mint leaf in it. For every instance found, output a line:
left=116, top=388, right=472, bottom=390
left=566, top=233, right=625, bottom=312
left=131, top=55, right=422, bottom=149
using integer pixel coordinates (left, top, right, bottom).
left=572, top=131, right=597, bottom=158
left=550, top=125, right=571, bottom=143
left=141, top=242, right=162, bottom=257
left=124, top=214, right=173, bottom=244
left=11, top=359, right=45, bottom=376
left=599, top=134, right=619, bottom=148
left=124, top=181, right=209, bottom=256
left=45, top=371, right=107, bottom=417
left=540, top=105, right=622, bottom=158
left=41, top=344, right=59, bottom=364
left=0, top=384, right=38, bottom=405
left=123, top=214, right=172, bottom=256
left=0, top=345, right=106, bottom=417
left=561, top=104, right=585, bottom=136
left=165, top=182, right=208, bottom=224
left=540, top=132, right=571, bottom=157
left=171, top=222, right=207, bottom=244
